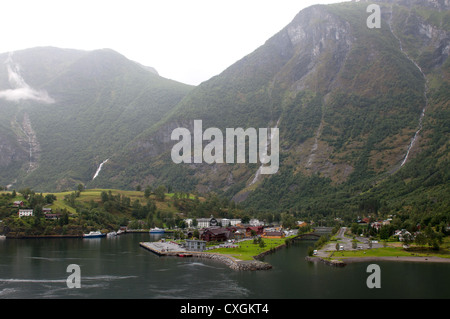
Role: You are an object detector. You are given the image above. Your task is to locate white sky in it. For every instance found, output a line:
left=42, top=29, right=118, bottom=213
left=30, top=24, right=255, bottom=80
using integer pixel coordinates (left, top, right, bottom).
left=0, top=0, right=349, bottom=85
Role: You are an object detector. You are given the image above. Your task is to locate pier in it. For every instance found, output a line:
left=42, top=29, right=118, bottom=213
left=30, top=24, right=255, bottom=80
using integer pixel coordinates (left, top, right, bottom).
left=139, top=241, right=272, bottom=271
left=139, top=241, right=187, bottom=256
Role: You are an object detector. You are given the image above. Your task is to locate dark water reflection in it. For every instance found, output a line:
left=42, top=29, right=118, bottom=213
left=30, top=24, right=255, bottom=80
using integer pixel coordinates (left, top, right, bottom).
left=0, top=234, right=448, bottom=299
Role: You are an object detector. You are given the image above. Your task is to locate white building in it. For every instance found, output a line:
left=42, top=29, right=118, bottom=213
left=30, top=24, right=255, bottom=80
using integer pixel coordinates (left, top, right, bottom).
left=229, top=219, right=241, bottom=226
left=395, top=229, right=413, bottom=241
left=184, top=218, right=193, bottom=228
left=250, top=219, right=264, bottom=226
left=196, top=218, right=210, bottom=228
left=192, top=217, right=242, bottom=228
left=18, top=209, right=33, bottom=217
left=219, top=218, right=230, bottom=227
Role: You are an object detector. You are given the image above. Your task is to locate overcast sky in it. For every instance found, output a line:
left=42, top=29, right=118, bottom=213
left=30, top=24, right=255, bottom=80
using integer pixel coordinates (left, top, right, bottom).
left=1, top=0, right=350, bottom=85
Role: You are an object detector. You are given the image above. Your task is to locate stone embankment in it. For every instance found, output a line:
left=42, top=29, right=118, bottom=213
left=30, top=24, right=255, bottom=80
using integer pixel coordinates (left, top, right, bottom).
left=305, top=256, right=346, bottom=267
left=197, top=253, right=272, bottom=271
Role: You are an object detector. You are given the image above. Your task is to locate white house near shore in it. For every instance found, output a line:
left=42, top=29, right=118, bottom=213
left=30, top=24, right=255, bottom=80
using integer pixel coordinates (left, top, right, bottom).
left=18, top=209, right=33, bottom=217
left=188, top=217, right=242, bottom=228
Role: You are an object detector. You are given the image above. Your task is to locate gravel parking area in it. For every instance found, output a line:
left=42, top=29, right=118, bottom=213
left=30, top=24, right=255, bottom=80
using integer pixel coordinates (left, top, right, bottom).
left=315, top=227, right=382, bottom=257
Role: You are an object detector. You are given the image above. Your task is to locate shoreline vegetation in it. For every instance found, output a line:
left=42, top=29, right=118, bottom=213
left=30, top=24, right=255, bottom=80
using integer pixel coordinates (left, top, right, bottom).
left=306, top=255, right=450, bottom=268
left=307, top=253, right=450, bottom=267
left=307, top=227, right=450, bottom=267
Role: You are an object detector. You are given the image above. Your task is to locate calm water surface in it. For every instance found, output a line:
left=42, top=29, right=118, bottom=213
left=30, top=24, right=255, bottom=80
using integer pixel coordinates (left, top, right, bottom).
left=0, top=233, right=449, bottom=299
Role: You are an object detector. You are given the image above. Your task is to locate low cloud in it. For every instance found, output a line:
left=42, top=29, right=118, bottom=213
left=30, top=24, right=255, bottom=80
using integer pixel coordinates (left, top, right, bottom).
left=0, top=53, right=55, bottom=104
left=0, top=87, right=55, bottom=103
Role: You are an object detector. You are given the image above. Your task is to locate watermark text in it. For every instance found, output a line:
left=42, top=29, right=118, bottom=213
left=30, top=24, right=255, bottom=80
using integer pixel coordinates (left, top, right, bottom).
left=171, top=120, right=279, bottom=174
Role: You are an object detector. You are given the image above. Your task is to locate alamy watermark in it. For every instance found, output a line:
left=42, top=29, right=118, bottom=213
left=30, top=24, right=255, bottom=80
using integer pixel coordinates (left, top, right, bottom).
left=366, top=264, right=381, bottom=289
left=171, top=120, right=279, bottom=175
left=367, top=4, right=381, bottom=29
left=66, top=264, right=81, bottom=288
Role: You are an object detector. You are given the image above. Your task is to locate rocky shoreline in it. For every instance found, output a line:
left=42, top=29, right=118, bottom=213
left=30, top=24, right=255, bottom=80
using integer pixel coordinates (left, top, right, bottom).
left=187, top=251, right=272, bottom=271
left=305, top=256, right=346, bottom=267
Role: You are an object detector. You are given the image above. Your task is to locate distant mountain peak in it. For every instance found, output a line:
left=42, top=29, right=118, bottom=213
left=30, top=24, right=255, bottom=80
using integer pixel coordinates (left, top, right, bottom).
left=89, top=48, right=159, bottom=75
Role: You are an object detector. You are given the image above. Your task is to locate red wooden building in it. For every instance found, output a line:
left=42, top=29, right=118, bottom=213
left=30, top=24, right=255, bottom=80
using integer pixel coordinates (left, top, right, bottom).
left=200, top=227, right=231, bottom=242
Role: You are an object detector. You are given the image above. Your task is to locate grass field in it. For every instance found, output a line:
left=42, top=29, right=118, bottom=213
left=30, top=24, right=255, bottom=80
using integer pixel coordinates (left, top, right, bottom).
left=209, top=237, right=293, bottom=261
left=1, top=188, right=188, bottom=217
left=52, top=188, right=183, bottom=214
left=331, top=245, right=450, bottom=259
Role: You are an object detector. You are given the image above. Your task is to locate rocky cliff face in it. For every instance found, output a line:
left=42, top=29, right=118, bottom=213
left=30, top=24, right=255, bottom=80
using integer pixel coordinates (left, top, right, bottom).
left=0, top=134, right=27, bottom=169
left=283, top=5, right=355, bottom=94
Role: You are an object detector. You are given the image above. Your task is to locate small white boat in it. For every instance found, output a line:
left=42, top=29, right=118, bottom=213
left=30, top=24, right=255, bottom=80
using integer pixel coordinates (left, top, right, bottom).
left=107, top=231, right=117, bottom=237
left=0, top=235, right=6, bottom=240
left=149, top=227, right=165, bottom=234
left=83, top=231, right=106, bottom=238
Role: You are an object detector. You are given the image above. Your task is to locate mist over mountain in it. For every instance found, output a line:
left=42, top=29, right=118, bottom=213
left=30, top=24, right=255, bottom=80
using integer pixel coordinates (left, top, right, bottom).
left=0, top=46, right=193, bottom=191
left=0, top=1, right=448, bottom=217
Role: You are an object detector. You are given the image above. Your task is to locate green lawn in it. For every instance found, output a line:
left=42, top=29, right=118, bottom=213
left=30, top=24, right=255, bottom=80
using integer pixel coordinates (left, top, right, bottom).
left=43, top=188, right=182, bottom=215
left=209, top=237, right=292, bottom=261
left=332, top=246, right=450, bottom=259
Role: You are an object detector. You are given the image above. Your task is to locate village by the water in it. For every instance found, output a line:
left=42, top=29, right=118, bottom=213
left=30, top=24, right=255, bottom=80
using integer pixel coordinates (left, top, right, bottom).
left=138, top=214, right=450, bottom=270
left=2, top=191, right=450, bottom=271
left=140, top=214, right=313, bottom=271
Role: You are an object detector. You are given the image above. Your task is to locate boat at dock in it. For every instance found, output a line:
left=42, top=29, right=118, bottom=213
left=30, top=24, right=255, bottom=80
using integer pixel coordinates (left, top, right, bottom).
left=83, top=231, right=106, bottom=238
left=149, top=227, right=165, bottom=234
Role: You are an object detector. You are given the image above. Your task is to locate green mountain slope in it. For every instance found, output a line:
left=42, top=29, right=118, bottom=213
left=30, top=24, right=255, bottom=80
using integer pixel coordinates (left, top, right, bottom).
left=98, top=0, right=448, bottom=219
left=241, top=1, right=450, bottom=216
left=0, top=47, right=193, bottom=191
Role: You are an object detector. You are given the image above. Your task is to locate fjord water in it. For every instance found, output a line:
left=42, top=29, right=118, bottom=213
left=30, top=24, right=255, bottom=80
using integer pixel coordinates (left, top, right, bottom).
left=0, top=233, right=449, bottom=299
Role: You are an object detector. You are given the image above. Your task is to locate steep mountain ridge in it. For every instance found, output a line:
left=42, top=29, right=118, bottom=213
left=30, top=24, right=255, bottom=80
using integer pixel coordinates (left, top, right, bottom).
left=95, top=1, right=448, bottom=215
left=241, top=1, right=449, bottom=213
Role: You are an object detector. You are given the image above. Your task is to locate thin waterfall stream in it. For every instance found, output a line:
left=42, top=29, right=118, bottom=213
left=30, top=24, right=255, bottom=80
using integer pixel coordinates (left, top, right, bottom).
left=388, top=7, right=429, bottom=167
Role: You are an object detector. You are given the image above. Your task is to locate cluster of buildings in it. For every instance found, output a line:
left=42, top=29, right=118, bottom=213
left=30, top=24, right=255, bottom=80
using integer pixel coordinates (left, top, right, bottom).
left=182, top=215, right=300, bottom=252
left=355, top=216, right=448, bottom=242
left=357, top=217, right=393, bottom=231
left=186, top=215, right=297, bottom=243
left=14, top=201, right=60, bottom=220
